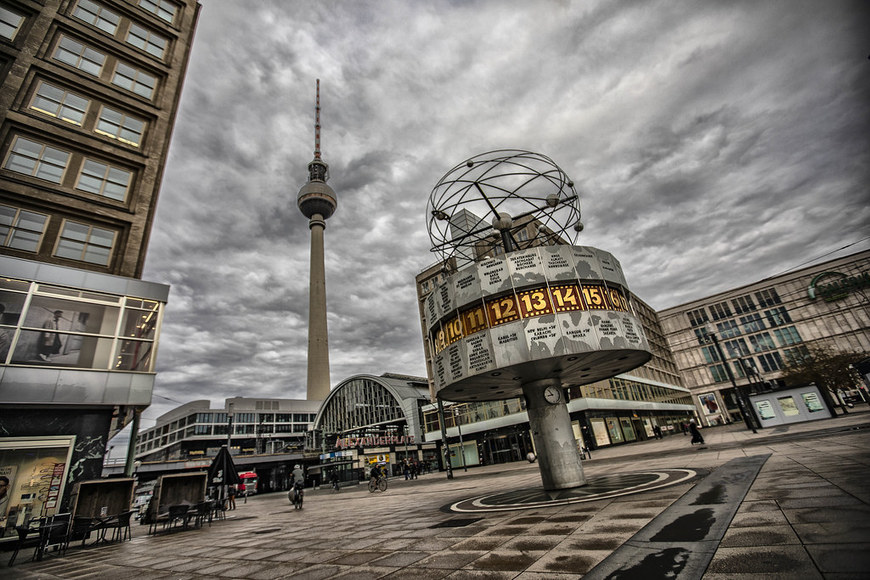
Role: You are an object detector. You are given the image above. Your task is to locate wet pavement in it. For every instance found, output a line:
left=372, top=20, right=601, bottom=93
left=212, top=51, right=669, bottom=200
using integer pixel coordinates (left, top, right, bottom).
left=7, top=407, right=870, bottom=579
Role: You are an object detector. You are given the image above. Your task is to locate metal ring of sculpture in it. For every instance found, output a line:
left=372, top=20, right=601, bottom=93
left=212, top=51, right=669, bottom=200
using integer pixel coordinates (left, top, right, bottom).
left=427, top=149, right=583, bottom=266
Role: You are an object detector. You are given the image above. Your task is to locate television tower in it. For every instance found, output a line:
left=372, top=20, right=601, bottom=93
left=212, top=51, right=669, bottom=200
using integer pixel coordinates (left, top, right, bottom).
left=297, top=79, right=337, bottom=401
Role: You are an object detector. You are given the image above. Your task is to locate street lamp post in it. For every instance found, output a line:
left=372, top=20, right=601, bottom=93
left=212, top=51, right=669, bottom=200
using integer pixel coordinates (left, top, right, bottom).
left=226, top=403, right=234, bottom=451
left=436, top=398, right=453, bottom=479
left=705, top=326, right=757, bottom=433
left=454, top=407, right=468, bottom=472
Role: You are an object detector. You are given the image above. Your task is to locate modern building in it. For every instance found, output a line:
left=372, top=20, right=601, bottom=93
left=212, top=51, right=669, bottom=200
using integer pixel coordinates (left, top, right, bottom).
left=0, top=0, right=199, bottom=539
left=134, top=397, right=320, bottom=462
left=658, top=250, right=869, bottom=428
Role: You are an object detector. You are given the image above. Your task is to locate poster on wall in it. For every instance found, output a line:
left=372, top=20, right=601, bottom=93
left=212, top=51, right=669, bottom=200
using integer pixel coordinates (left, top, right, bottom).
left=589, top=418, right=611, bottom=447
left=802, top=392, right=824, bottom=412
left=755, top=400, right=776, bottom=420
left=0, top=465, right=17, bottom=534
left=778, top=396, right=800, bottom=417
left=698, top=393, right=719, bottom=415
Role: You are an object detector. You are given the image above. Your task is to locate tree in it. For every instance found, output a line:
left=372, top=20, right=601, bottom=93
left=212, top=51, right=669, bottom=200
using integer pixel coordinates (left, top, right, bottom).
left=779, top=345, right=866, bottom=415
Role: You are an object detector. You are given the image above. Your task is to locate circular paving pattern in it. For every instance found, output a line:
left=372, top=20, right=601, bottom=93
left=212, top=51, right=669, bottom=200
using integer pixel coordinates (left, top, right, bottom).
left=447, top=469, right=699, bottom=513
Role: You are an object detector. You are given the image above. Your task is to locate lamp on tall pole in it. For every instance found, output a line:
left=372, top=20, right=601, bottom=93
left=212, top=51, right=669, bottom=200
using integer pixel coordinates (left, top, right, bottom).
left=436, top=398, right=453, bottom=479
left=705, top=325, right=757, bottom=433
left=226, top=402, right=234, bottom=451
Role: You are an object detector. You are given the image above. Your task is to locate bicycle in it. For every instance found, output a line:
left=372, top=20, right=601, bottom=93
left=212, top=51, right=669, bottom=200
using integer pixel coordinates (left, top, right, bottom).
left=367, top=476, right=387, bottom=493
left=289, top=483, right=304, bottom=509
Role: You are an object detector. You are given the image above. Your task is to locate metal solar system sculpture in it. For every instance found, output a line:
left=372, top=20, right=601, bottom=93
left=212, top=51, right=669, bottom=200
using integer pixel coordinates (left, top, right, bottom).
left=424, top=149, right=652, bottom=490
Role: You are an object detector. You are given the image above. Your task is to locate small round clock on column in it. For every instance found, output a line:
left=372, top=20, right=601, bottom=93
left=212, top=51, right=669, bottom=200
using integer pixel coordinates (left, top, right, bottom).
left=543, top=385, right=562, bottom=404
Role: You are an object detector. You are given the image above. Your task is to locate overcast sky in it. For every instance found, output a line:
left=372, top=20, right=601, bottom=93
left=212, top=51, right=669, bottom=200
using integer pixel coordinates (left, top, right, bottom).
left=111, top=0, right=869, bottom=448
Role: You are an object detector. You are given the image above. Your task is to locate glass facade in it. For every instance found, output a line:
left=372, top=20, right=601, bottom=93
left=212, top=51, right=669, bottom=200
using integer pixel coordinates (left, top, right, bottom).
left=0, top=276, right=162, bottom=371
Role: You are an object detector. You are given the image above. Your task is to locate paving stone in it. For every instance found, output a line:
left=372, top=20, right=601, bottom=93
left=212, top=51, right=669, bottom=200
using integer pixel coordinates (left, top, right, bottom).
left=805, top=543, right=870, bottom=574
left=719, top=525, right=801, bottom=547
left=705, top=545, right=817, bottom=574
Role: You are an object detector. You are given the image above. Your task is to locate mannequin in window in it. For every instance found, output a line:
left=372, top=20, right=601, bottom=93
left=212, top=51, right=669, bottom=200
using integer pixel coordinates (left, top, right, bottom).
left=37, top=310, right=64, bottom=361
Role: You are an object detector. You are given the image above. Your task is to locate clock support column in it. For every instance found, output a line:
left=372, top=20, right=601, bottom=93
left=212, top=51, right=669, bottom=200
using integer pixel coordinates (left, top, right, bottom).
left=523, top=378, right=587, bottom=490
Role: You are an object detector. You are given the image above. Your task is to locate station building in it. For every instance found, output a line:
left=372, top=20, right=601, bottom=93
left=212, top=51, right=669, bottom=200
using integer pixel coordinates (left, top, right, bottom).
left=658, top=250, right=869, bottom=428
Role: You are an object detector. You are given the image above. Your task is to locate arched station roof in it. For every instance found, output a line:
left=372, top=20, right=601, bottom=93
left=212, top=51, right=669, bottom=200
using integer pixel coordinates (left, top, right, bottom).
left=313, top=373, right=430, bottom=438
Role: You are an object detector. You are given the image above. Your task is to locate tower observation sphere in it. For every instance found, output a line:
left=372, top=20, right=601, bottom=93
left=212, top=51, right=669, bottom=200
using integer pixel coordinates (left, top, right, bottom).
left=297, top=80, right=337, bottom=221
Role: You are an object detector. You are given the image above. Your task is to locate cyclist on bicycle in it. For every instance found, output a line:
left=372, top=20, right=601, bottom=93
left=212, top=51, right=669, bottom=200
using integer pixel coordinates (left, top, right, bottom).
left=369, top=464, right=382, bottom=484
left=289, top=464, right=305, bottom=508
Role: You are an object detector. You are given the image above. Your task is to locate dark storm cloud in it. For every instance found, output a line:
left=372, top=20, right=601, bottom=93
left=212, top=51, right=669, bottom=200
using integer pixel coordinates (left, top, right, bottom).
left=111, top=0, right=869, bottom=441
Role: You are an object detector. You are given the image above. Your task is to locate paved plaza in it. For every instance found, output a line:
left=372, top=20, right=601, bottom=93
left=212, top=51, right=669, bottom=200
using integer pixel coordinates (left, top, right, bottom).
left=9, top=408, right=870, bottom=579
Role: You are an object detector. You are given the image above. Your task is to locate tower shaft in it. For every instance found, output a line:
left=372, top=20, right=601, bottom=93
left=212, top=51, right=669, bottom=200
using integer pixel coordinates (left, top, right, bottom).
left=306, top=214, right=330, bottom=400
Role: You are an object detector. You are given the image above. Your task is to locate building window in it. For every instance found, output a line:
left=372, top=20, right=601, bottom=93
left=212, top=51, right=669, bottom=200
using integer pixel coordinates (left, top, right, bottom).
left=724, top=338, right=749, bottom=358
left=755, top=288, right=781, bottom=308
left=701, top=346, right=720, bottom=364
left=709, top=301, right=732, bottom=321
left=709, top=364, right=729, bottom=383
left=76, top=159, right=132, bottom=201
left=0, top=204, right=48, bottom=252
left=764, top=307, right=791, bottom=327
left=72, top=0, right=120, bottom=35
left=748, top=332, right=775, bottom=352
left=126, top=22, right=167, bottom=58
left=739, top=313, right=765, bottom=333
left=112, top=62, right=157, bottom=99
left=731, top=295, right=756, bottom=314
left=758, top=352, right=783, bottom=372
left=53, top=36, right=106, bottom=76
left=687, top=308, right=709, bottom=327
left=135, top=0, right=177, bottom=23
left=4, top=136, right=70, bottom=183
left=54, top=220, right=116, bottom=266
left=30, top=81, right=91, bottom=126
left=783, top=345, right=810, bottom=364
left=95, top=106, right=145, bottom=147
left=773, top=326, right=802, bottom=347
left=0, top=5, right=25, bottom=40
left=716, top=319, right=740, bottom=339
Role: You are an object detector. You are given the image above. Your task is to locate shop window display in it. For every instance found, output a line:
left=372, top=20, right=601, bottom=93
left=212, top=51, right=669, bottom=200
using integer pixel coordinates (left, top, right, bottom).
left=0, top=437, right=73, bottom=538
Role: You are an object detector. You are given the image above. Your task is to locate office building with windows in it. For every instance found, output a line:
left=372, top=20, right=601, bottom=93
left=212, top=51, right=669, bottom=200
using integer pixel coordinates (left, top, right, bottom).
left=0, top=0, right=199, bottom=537
left=135, top=397, right=321, bottom=462
left=658, top=250, right=869, bottom=427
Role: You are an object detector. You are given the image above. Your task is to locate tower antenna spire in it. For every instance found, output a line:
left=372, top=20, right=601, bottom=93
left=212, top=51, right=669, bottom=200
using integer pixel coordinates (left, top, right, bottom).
left=314, top=79, right=321, bottom=160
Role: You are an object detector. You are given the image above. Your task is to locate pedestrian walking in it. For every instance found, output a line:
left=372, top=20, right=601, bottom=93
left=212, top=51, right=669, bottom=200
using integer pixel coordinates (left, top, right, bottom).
left=688, top=419, right=705, bottom=445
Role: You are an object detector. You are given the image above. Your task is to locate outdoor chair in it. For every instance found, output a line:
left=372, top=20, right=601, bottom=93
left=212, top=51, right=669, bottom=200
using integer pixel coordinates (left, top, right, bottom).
left=66, top=516, right=95, bottom=549
left=165, top=505, right=190, bottom=531
left=194, top=501, right=212, bottom=528
left=43, top=513, right=71, bottom=556
left=7, top=518, right=45, bottom=567
left=8, top=513, right=70, bottom=566
left=210, top=499, right=225, bottom=522
left=107, top=510, right=135, bottom=542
